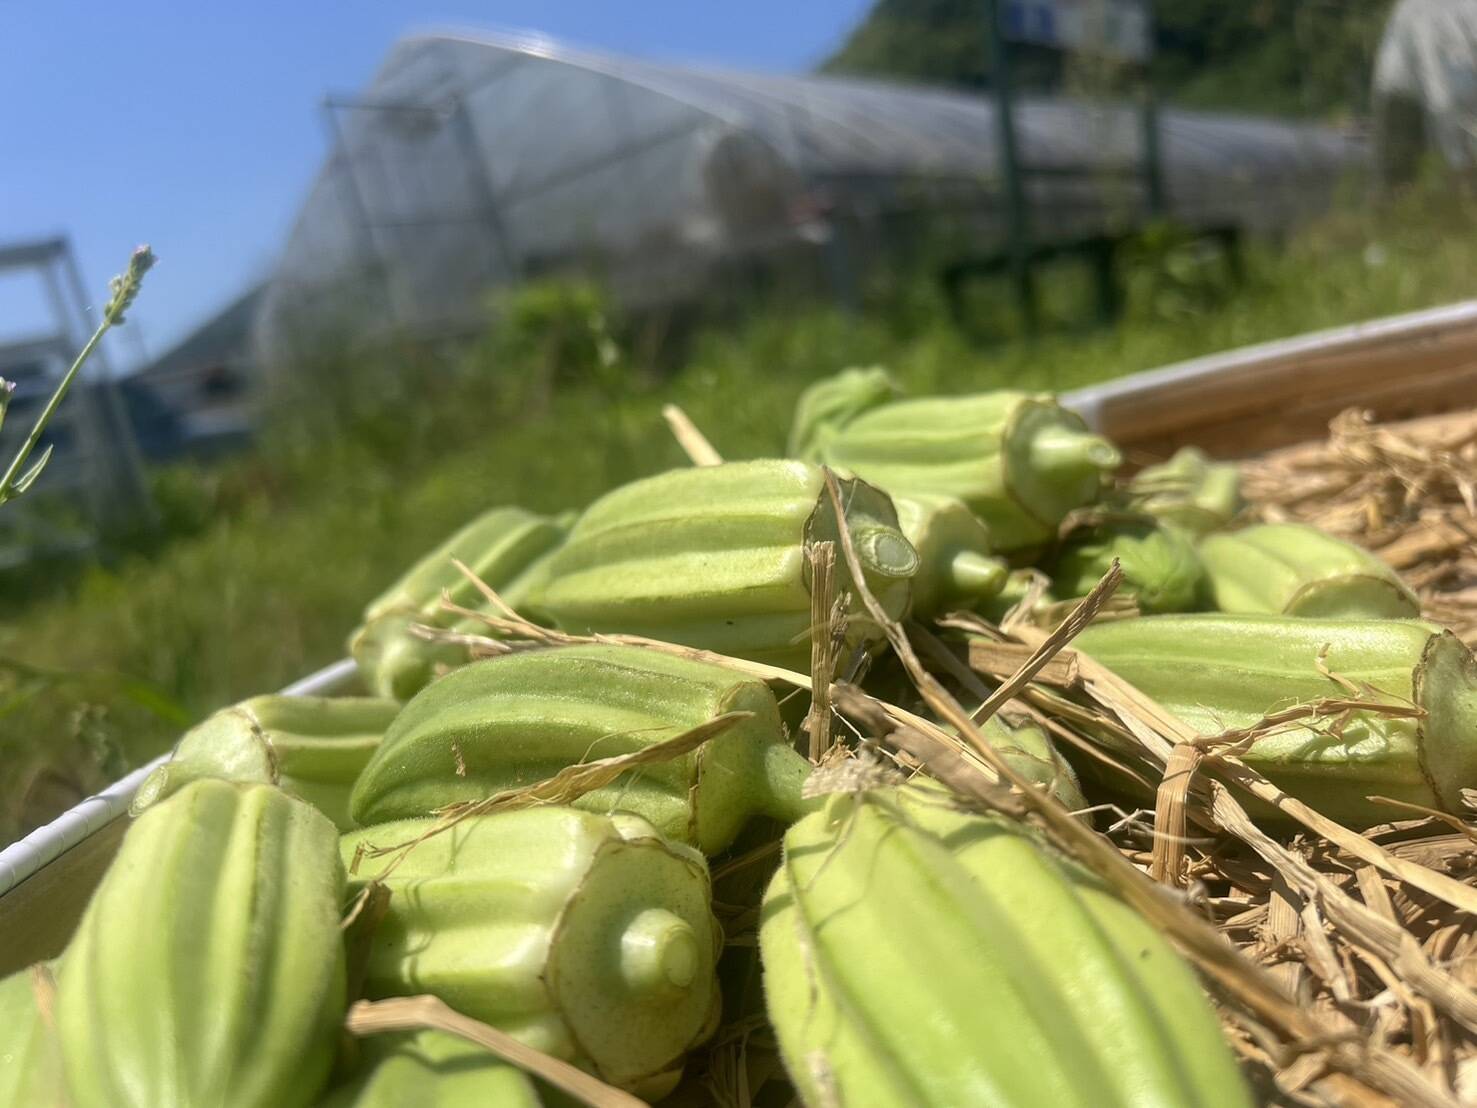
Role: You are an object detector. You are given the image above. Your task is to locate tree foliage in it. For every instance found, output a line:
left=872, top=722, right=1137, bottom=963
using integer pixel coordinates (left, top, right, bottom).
left=823, top=0, right=1394, bottom=117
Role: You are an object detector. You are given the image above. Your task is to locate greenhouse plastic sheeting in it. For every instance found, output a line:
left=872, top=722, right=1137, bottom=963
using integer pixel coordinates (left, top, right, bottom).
left=1374, top=0, right=1477, bottom=171
left=256, top=29, right=1364, bottom=362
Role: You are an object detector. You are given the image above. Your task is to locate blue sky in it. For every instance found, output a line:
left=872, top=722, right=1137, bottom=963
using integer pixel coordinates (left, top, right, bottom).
left=0, top=1, right=872, bottom=370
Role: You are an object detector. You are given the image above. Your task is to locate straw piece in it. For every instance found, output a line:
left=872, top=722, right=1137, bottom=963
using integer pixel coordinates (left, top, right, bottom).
left=661, top=404, right=723, bottom=466
left=1013, top=623, right=1477, bottom=918
left=1242, top=407, right=1477, bottom=642
left=1149, top=744, right=1200, bottom=888
left=347, top=712, right=750, bottom=882
left=345, top=996, right=647, bottom=1108
left=966, top=639, right=1080, bottom=688
left=805, top=541, right=839, bottom=762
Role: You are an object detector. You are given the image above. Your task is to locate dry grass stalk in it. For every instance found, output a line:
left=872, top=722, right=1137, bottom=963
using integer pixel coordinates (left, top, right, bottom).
left=830, top=685, right=1024, bottom=816
left=661, top=403, right=724, bottom=466
left=434, top=712, right=751, bottom=819
left=29, top=962, right=57, bottom=1030
left=1149, top=743, right=1201, bottom=888
left=966, top=638, right=1080, bottom=688
left=906, top=621, right=1139, bottom=802
left=1193, top=696, right=1424, bottom=756
left=929, top=618, right=1161, bottom=793
left=960, top=562, right=1116, bottom=729
left=986, top=568, right=1141, bottom=632
left=805, top=541, right=839, bottom=761
left=346, top=995, right=647, bottom=1108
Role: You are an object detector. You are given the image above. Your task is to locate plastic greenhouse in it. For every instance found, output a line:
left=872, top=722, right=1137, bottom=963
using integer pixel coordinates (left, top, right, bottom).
left=254, top=29, right=1364, bottom=363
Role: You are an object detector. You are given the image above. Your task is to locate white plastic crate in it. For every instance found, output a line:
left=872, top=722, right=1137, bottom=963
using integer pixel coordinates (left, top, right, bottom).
left=0, top=658, right=357, bottom=973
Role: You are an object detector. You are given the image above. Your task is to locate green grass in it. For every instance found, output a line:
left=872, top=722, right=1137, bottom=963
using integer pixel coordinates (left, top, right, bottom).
left=3, top=193, right=1477, bottom=844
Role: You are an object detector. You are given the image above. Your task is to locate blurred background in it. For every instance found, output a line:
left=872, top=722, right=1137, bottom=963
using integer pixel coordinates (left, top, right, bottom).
left=3, top=0, right=1475, bottom=844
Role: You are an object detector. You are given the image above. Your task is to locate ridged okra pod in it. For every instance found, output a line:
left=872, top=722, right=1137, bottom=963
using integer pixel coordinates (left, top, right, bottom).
left=351, top=506, right=570, bottom=701
left=133, top=693, right=399, bottom=830
left=350, top=643, right=815, bottom=854
left=320, top=1031, right=542, bottom=1107
left=1199, top=522, right=1420, bottom=619
left=341, top=807, right=721, bottom=1096
left=57, top=779, right=347, bottom=1108
left=893, top=493, right=1007, bottom=616
left=0, top=966, right=65, bottom=1106
left=787, top=365, right=901, bottom=461
left=1126, top=446, right=1242, bottom=537
left=814, top=390, right=1121, bottom=552
left=937, top=694, right=1085, bottom=809
left=976, top=567, right=1052, bottom=623
left=978, top=712, right=1088, bottom=810
left=1075, top=614, right=1477, bottom=826
left=760, top=784, right=1248, bottom=1107
left=1052, top=518, right=1205, bottom=614
left=528, top=460, right=919, bottom=669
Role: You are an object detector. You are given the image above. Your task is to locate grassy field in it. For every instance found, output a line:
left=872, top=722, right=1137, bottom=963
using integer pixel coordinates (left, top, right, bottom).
left=3, top=192, right=1477, bottom=843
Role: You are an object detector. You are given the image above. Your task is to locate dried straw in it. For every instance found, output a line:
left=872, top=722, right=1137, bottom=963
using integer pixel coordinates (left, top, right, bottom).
left=1242, top=407, right=1477, bottom=644
left=401, top=430, right=1477, bottom=1104
left=661, top=403, right=724, bottom=466
left=346, top=996, right=646, bottom=1108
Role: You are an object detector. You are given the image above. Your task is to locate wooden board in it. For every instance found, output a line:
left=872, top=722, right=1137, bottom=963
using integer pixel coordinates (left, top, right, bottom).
left=1064, top=299, right=1477, bottom=464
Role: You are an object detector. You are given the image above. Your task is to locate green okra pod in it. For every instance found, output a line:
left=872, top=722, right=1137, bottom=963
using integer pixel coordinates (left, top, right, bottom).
left=815, top=390, right=1121, bottom=552
left=1052, top=518, right=1205, bottom=614
left=528, top=460, right=918, bottom=670
left=893, top=493, right=1008, bottom=617
left=760, top=783, right=1248, bottom=1107
left=0, top=966, right=65, bottom=1107
left=1075, top=614, right=1477, bottom=826
left=58, top=780, right=347, bottom=1108
left=350, top=643, right=816, bottom=853
left=1199, top=522, right=1420, bottom=619
left=787, top=365, right=902, bottom=462
left=133, top=693, right=400, bottom=830
left=318, top=1031, right=543, bottom=1107
left=1126, top=446, right=1242, bottom=537
left=341, top=807, right=722, bottom=1097
left=978, top=712, right=1088, bottom=811
left=351, top=506, right=571, bottom=701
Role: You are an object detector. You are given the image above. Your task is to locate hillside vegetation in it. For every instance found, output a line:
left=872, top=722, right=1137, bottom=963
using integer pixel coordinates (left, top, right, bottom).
left=2, top=191, right=1475, bottom=844
left=823, top=0, right=1392, bottom=118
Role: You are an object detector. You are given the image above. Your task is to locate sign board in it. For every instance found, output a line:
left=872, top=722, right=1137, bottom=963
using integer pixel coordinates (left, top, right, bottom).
left=1003, top=0, right=1153, bottom=64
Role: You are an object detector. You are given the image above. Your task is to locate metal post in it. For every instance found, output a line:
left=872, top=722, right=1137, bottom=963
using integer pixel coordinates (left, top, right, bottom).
left=1138, top=2, right=1166, bottom=219
left=320, top=101, right=398, bottom=328
left=985, top=0, right=1038, bottom=333
left=446, top=94, right=521, bottom=283
left=1140, top=91, right=1166, bottom=218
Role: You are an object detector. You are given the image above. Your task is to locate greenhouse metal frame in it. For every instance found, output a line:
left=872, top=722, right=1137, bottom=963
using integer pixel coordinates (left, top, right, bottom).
left=256, top=28, right=1364, bottom=362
